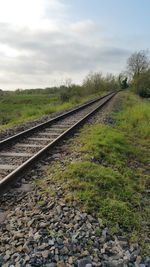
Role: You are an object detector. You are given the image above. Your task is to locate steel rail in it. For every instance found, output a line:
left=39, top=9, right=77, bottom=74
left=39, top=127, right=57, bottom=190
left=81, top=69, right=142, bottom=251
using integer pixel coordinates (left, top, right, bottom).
left=0, top=91, right=116, bottom=190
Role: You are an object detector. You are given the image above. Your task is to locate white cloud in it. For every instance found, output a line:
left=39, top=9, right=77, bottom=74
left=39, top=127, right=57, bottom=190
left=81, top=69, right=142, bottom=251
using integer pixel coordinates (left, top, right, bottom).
left=0, top=0, right=67, bottom=30
left=70, top=20, right=96, bottom=35
left=0, top=0, right=44, bottom=29
left=0, top=44, right=22, bottom=57
left=0, top=0, right=130, bottom=89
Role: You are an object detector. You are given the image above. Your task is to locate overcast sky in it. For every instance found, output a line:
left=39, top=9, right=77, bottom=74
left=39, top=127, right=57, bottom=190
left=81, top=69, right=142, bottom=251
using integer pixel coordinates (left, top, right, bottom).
left=0, top=0, right=149, bottom=90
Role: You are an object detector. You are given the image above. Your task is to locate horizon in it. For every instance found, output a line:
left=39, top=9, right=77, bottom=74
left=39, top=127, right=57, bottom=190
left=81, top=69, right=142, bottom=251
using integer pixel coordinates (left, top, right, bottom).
left=0, top=0, right=150, bottom=90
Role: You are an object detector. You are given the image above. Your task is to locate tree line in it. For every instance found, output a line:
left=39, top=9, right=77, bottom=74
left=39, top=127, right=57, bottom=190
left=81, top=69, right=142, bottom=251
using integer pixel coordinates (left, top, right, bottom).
left=1, top=50, right=149, bottom=99
left=60, top=49, right=150, bottom=100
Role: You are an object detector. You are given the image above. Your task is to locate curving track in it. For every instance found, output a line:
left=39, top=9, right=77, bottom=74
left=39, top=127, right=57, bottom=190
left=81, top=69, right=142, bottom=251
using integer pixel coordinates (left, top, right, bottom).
left=0, top=91, right=116, bottom=190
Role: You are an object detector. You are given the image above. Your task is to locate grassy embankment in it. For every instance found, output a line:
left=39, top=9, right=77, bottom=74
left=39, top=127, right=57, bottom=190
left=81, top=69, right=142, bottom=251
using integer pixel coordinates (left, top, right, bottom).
left=0, top=91, right=102, bottom=131
left=38, top=91, right=150, bottom=251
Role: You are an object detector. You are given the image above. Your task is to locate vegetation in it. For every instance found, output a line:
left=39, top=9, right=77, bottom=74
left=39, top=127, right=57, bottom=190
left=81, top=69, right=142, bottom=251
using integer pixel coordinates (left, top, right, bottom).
left=1, top=49, right=150, bottom=131
left=0, top=73, right=119, bottom=131
left=0, top=90, right=73, bottom=130
left=127, top=50, right=149, bottom=78
left=119, top=75, right=129, bottom=89
left=43, top=91, right=149, bottom=243
left=131, top=69, right=150, bottom=97
left=127, top=50, right=150, bottom=98
left=83, top=72, right=119, bottom=93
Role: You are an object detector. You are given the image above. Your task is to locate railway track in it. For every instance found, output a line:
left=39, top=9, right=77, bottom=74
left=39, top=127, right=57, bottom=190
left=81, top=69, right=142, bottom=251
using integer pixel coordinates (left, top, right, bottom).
left=0, top=91, right=116, bottom=190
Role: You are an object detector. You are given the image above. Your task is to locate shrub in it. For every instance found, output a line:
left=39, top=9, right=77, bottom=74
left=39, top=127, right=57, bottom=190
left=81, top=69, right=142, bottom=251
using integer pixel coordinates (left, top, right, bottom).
left=132, top=69, right=150, bottom=98
left=83, top=72, right=119, bottom=94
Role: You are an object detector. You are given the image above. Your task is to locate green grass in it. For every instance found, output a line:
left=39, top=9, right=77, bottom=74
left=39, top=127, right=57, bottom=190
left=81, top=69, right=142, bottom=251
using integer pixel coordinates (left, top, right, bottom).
left=43, top=91, right=150, bottom=244
left=116, top=93, right=150, bottom=140
left=32, top=90, right=150, bottom=256
left=54, top=161, right=141, bottom=231
left=79, top=124, right=134, bottom=169
left=0, top=91, right=102, bottom=131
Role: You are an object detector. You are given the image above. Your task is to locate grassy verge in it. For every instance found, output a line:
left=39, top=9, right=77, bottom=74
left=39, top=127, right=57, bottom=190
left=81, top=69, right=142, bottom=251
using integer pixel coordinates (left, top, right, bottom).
left=41, top=91, right=150, bottom=248
left=0, top=91, right=104, bottom=131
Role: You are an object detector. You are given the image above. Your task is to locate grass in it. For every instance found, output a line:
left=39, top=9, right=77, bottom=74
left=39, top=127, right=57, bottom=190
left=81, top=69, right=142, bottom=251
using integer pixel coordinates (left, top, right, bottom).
left=31, top=90, right=150, bottom=255
left=54, top=161, right=141, bottom=231
left=116, top=93, right=150, bottom=140
left=41, top=91, right=150, bottom=247
left=0, top=90, right=104, bottom=131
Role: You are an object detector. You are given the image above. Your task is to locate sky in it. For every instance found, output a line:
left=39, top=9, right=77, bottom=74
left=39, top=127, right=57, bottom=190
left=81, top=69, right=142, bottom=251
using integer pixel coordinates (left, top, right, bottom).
left=0, top=0, right=149, bottom=90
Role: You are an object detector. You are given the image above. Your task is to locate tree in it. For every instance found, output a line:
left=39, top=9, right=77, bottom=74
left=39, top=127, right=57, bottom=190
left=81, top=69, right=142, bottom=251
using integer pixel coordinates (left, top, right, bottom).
left=119, top=74, right=129, bottom=89
left=127, top=50, right=149, bottom=79
left=83, top=72, right=119, bottom=94
left=83, top=72, right=103, bottom=93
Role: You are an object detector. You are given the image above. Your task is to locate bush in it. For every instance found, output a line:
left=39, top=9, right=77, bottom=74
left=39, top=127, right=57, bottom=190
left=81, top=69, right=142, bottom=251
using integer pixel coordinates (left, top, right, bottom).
left=59, top=85, right=83, bottom=102
left=132, top=69, right=150, bottom=98
left=83, top=72, right=119, bottom=94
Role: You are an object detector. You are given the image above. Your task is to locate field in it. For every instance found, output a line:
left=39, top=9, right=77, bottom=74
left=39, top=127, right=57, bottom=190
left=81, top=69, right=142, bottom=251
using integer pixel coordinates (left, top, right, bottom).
left=0, top=90, right=101, bottom=131
left=0, top=72, right=120, bottom=132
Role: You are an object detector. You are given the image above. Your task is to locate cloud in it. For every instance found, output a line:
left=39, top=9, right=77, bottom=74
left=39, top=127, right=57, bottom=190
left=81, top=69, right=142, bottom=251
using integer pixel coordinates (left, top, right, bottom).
left=0, top=0, right=130, bottom=89
left=70, top=20, right=96, bottom=35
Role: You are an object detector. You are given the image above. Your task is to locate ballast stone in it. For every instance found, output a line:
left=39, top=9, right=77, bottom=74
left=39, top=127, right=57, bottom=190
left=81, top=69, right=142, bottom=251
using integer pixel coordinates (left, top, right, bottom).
left=78, top=256, right=92, bottom=267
